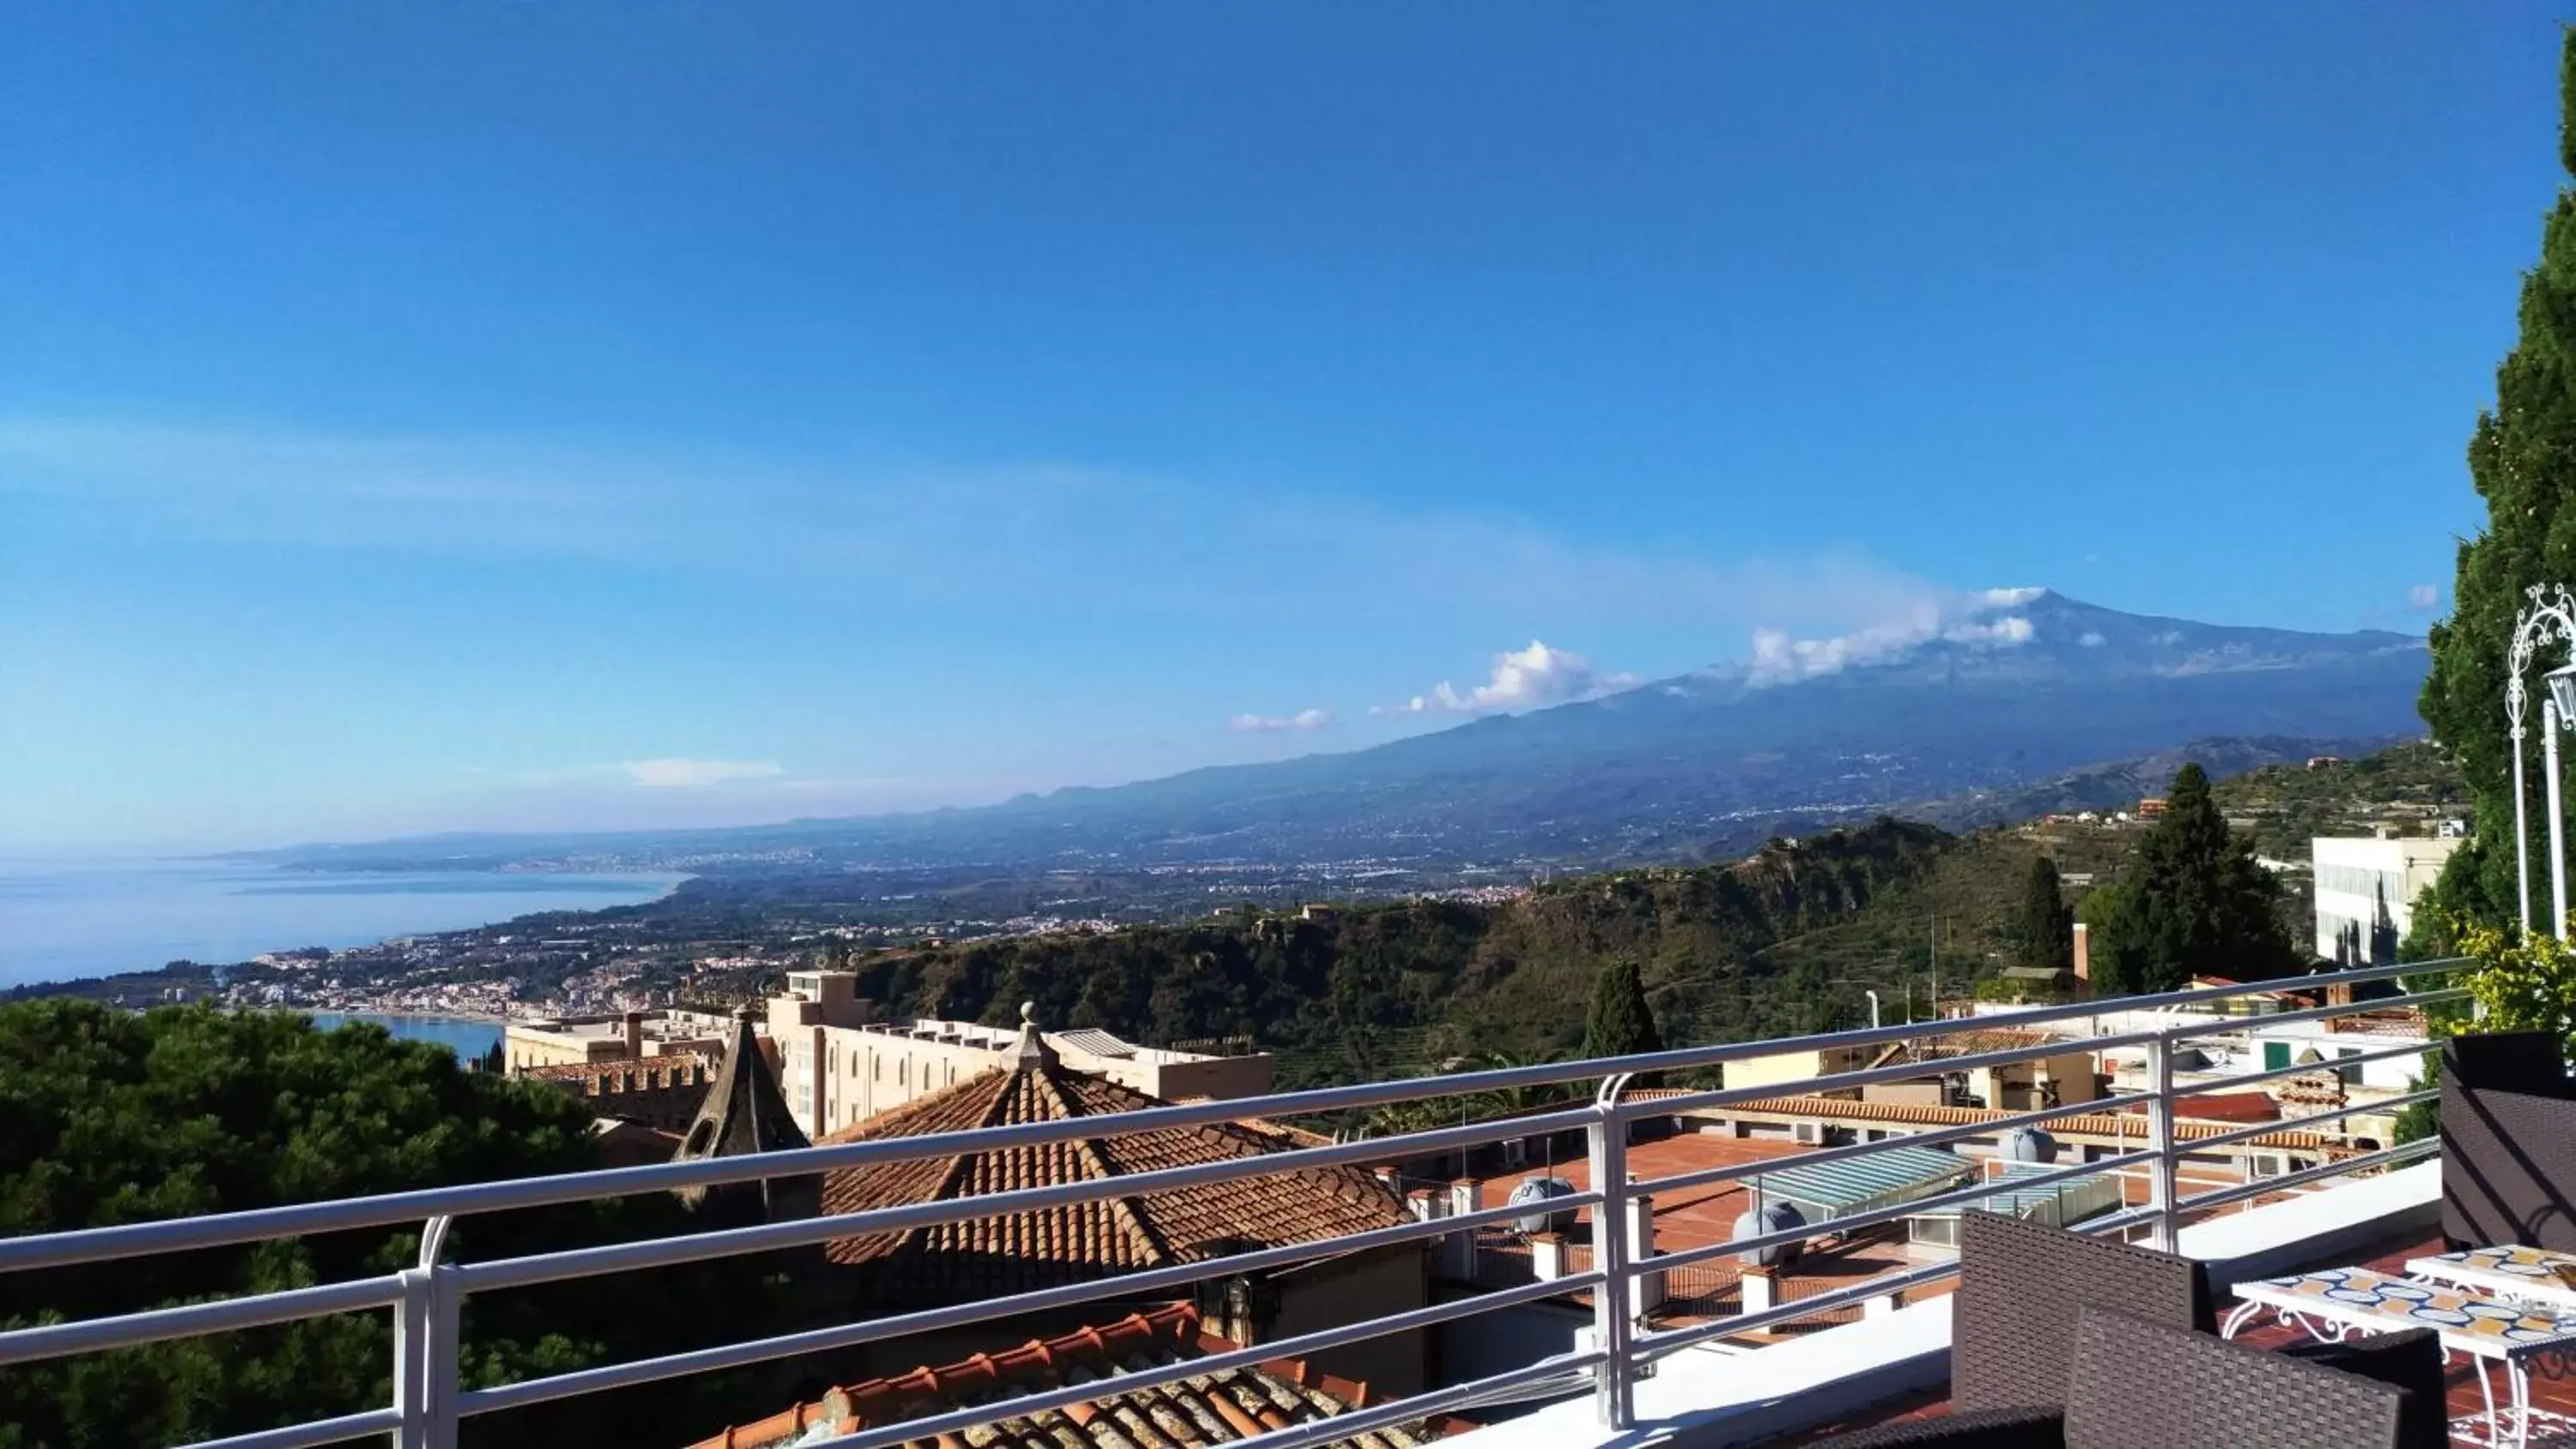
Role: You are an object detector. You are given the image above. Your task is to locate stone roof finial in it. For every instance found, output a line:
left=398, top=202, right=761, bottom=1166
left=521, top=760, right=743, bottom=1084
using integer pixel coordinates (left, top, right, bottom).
left=1008, top=1000, right=1058, bottom=1072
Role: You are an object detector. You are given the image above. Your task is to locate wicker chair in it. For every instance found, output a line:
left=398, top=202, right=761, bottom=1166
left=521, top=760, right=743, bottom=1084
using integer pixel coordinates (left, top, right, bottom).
left=2277, top=1328, right=2450, bottom=1449
left=1813, top=1310, right=2428, bottom=1448
left=1948, top=1211, right=2213, bottom=1415
left=2440, top=1028, right=2576, bottom=1252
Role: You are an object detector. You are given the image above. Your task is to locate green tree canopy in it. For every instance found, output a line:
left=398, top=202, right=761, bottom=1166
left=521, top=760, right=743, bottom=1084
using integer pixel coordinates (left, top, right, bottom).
left=1583, top=957, right=1664, bottom=1060
left=2084, top=764, right=2300, bottom=995
left=2419, top=29, right=2576, bottom=937
left=0, top=1002, right=788, bottom=1449
left=2018, top=857, right=2074, bottom=971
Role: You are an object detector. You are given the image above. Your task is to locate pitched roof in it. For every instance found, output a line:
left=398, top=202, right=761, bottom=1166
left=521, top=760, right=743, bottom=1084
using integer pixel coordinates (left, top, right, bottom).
left=682, top=1303, right=1453, bottom=1449
left=816, top=1016, right=1407, bottom=1302
left=677, top=1010, right=809, bottom=1163
left=675, top=1009, right=812, bottom=1216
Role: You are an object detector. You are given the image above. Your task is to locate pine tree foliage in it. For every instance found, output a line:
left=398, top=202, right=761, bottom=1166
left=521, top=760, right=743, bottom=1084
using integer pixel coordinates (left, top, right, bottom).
left=2420, top=29, right=2576, bottom=934
left=2018, top=857, right=2074, bottom=970
left=1583, top=957, right=1663, bottom=1060
left=2085, top=764, right=2299, bottom=994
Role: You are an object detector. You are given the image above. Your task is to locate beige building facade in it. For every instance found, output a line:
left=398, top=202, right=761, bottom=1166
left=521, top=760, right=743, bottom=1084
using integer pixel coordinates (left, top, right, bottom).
left=503, top=1009, right=730, bottom=1072
left=767, top=970, right=1274, bottom=1139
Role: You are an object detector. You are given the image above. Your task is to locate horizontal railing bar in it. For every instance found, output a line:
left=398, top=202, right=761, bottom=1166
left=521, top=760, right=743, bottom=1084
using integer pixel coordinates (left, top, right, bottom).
left=1621, top=1031, right=2171, bottom=1122
left=787, top=1271, right=1605, bottom=1449
left=1210, top=1349, right=1611, bottom=1449
left=2179, top=1137, right=2438, bottom=1213
left=454, top=1189, right=1598, bottom=1415
left=2180, top=1089, right=2437, bottom=1154
left=2186, top=1038, right=2433, bottom=1092
left=1636, top=1258, right=1962, bottom=1358
left=0, top=1273, right=408, bottom=1369
left=1631, top=1092, right=2159, bottom=1197
left=451, top=1108, right=1598, bottom=1294
left=0, top=960, right=2461, bottom=1274
left=2154, top=988, right=2466, bottom=1040
left=1648, top=1149, right=2157, bottom=1276
left=179, top=1408, right=406, bottom=1449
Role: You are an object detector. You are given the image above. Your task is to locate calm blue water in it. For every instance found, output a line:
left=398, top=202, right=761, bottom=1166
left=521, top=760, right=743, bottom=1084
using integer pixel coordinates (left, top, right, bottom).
left=308, top=1012, right=506, bottom=1061
left=0, top=858, right=690, bottom=989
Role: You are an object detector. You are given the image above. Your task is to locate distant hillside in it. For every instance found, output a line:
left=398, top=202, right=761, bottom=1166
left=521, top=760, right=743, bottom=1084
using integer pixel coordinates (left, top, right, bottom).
left=842, top=818, right=1957, bottom=1083
left=268, top=590, right=2428, bottom=875
left=826, top=739, right=2457, bottom=1081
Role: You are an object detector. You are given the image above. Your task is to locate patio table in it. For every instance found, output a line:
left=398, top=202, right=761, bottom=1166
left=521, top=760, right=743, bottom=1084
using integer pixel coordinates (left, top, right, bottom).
left=2406, top=1245, right=2576, bottom=1313
left=2225, top=1265, right=2576, bottom=1449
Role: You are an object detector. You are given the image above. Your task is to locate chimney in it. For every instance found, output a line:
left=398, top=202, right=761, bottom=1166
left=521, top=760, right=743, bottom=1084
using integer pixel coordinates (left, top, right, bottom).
left=623, top=1010, right=644, bottom=1060
left=2071, top=923, right=2090, bottom=985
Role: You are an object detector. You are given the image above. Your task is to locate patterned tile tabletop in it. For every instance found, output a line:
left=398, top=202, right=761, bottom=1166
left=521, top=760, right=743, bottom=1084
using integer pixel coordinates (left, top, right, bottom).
left=2240, top=1266, right=2576, bottom=1357
left=2409, top=1246, right=2576, bottom=1301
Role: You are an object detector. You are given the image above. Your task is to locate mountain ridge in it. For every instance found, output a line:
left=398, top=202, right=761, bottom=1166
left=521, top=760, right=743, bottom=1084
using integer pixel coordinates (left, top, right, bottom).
left=265, top=590, right=2429, bottom=870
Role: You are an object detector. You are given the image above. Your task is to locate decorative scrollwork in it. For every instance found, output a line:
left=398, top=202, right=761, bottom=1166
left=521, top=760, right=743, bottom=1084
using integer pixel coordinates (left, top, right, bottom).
left=2510, top=585, right=2576, bottom=737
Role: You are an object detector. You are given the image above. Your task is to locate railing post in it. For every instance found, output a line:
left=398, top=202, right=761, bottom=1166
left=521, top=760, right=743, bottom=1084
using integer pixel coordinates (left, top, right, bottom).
left=394, top=1216, right=459, bottom=1449
left=392, top=1268, right=429, bottom=1449
left=2144, top=1037, right=2179, bottom=1252
left=1589, top=1076, right=1635, bottom=1429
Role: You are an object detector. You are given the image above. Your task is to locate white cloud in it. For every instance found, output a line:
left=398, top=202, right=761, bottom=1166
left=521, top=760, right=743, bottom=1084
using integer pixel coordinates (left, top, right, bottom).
left=2408, top=584, right=2440, bottom=612
left=1745, top=587, right=2045, bottom=685
left=2079, top=631, right=2106, bottom=648
left=1230, top=708, right=1332, bottom=734
left=617, top=758, right=787, bottom=789
left=1378, top=640, right=1637, bottom=716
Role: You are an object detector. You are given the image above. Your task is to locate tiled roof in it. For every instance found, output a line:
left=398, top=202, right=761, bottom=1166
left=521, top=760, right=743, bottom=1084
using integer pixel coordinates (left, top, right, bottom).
left=1710, top=1094, right=2342, bottom=1150
left=682, top=1302, right=1450, bottom=1449
left=816, top=1036, right=1408, bottom=1303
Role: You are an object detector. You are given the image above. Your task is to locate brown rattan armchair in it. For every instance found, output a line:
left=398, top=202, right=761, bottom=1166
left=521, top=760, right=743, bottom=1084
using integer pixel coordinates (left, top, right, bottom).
left=1814, top=1308, right=2430, bottom=1448
left=1948, top=1211, right=2214, bottom=1416
left=2440, top=1028, right=2576, bottom=1252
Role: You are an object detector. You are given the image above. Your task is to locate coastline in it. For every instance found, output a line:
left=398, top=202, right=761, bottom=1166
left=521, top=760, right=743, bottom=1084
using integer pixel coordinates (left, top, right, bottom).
left=0, top=862, right=693, bottom=992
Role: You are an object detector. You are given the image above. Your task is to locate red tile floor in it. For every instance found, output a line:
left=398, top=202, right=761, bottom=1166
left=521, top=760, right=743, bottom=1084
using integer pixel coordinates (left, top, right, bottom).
left=1774, top=1230, right=2576, bottom=1446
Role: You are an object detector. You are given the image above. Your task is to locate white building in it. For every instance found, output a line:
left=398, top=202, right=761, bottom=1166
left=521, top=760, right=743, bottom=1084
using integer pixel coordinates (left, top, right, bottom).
left=2310, top=834, right=2461, bottom=965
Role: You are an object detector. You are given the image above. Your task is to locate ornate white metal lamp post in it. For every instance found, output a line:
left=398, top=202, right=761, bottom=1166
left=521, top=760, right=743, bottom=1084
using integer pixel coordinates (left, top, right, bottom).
left=2508, top=585, right=2576, bottom=938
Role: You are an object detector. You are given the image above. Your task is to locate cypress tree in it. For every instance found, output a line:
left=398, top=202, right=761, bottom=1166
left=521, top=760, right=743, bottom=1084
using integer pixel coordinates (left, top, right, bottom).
left=1583, top=958, right=1663, bottom=1061
left=2090, top=764, right=2299, bottom=993
left=2420, top=29, right=2576, bottom=937
left=2019, top=857, right=2074, bottom=971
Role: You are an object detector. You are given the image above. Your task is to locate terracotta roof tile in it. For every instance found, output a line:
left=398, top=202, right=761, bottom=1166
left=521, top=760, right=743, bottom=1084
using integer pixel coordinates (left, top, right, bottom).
left=679, top=1304, right=1457, bottom=1449
left=816, top=1062, right=1409, bottom=1304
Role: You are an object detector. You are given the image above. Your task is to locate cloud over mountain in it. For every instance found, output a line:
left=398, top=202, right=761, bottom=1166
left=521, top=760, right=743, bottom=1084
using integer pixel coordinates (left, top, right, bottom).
left=1379, top=640, right=1637, bottom=715
left=1747, top=586, right=2044, bottom=684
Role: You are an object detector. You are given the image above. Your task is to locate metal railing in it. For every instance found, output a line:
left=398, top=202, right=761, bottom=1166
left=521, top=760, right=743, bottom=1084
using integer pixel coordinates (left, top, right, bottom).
left=0, top=957, right=2466, bottom=1448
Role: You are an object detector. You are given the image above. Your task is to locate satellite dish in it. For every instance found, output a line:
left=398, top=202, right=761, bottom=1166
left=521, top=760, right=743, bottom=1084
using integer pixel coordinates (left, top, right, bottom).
left=1505, top=1176, right=1581, bottom=1237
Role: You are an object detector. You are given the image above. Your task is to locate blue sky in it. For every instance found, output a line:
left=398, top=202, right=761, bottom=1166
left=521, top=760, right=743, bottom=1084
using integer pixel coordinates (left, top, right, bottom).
left=0, top=3, right=2558, bottom=852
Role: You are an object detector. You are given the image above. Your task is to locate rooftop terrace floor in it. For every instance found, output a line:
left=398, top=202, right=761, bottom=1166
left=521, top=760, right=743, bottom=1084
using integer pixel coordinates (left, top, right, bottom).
left=1772, top=1228, right=2576, bottom=1446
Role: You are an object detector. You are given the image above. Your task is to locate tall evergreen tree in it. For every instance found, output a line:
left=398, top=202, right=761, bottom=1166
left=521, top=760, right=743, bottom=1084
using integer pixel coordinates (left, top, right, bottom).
left=1583, top=957, right=1663, bottom=1061
left=2087, top=764, right=2299, bottom=994
left=2019, top=857, right=2074, bottom=971
left=2419, top=29, right=2576, bottom=938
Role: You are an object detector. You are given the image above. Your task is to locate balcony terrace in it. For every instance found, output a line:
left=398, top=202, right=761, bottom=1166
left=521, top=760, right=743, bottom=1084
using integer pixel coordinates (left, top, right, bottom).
left=0, top=960, right=2482, bottom=1449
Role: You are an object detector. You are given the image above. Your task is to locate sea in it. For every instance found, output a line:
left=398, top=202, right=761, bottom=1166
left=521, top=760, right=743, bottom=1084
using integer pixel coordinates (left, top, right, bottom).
left=0, top=858, right=690, bottom=1003
left=307, top=1012, right=507, bottom=1061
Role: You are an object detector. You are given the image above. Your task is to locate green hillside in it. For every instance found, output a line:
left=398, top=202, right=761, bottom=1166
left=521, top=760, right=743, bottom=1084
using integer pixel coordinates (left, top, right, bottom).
left=829, top=743, right=2458, bottom=1084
